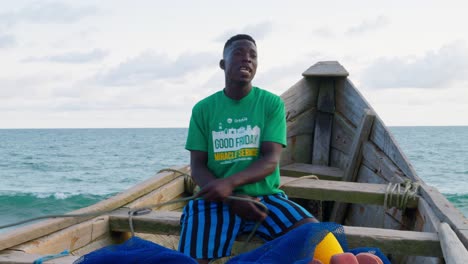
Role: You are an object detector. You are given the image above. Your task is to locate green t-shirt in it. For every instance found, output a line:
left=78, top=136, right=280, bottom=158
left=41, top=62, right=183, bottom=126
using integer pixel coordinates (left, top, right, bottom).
left=185, top=87, right=287, bottom=196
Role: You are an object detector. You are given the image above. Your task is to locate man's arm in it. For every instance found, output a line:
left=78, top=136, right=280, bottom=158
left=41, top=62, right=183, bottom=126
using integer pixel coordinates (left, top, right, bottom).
left=190, top=150, right=217, bottom=187
left=193, top=141, right=282, bottom=221
left=195, top=141, right=283, bottom=201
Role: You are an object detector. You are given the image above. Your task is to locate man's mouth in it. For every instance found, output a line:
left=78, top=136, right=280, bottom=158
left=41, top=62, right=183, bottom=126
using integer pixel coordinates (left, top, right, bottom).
left=239, top=66, right=251, bottom=74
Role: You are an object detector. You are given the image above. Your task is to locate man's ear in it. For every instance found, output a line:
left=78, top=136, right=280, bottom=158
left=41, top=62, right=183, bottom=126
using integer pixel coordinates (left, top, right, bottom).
left=219, top=59, right=225, bottom=70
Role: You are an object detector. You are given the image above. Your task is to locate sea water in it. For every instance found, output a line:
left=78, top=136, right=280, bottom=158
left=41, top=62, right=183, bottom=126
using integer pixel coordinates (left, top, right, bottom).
left=0, top=127, right=466, bottom=233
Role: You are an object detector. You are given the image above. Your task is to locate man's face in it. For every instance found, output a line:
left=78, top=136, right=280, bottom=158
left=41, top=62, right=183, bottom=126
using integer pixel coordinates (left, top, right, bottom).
left=222, top=39, right=258, bottom=84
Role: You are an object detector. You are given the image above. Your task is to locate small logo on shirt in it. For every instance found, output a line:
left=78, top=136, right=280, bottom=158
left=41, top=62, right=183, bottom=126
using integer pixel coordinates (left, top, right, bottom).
left=235, top=117, right=248, bottom=123
left=227, top=118, right=233, bottom=124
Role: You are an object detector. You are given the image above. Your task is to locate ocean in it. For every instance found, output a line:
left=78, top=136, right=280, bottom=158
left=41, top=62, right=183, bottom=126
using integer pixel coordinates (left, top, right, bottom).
left=0, top=127, right=467, bottom=233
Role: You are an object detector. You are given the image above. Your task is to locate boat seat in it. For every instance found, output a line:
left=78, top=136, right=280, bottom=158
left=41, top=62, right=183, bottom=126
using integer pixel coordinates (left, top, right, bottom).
left=280, top=163, right=343, bottom=181
left=108, top=210, right=442, bottom=257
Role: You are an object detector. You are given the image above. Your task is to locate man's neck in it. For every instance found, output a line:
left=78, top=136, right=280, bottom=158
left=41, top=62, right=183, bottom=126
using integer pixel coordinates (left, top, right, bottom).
left=224, top=82, right=252, bottom=100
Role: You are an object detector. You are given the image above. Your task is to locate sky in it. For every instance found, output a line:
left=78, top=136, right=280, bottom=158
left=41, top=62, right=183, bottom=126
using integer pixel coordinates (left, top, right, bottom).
left=1, top=0, right=467, bottom=128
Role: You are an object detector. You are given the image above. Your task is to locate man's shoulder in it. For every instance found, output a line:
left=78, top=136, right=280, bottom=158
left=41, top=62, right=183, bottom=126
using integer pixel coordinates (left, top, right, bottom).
left=254, top=87, right=283, bottom=104
left=193, top=90, right=223, bottom=109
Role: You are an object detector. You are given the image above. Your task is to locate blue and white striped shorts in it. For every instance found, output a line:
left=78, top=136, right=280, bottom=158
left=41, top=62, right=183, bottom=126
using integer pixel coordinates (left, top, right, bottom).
left=178, top=192, right=313, bottom=259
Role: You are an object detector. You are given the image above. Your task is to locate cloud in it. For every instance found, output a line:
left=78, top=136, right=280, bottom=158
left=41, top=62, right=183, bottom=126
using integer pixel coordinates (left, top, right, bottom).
left=312, top=27, right=335, bottom=38
left=0, top=33, right=15, bottom=48
left=23, top=49, right=108, bottom=63
left=360, top=41, right=468, bottom=89
left=0, top=1, right=97, bottom=26
left=346, top=15, right=389, bottom=36
left=94, top=51, right=218, bottom=86
left=215, top=21, right=274, bottom=42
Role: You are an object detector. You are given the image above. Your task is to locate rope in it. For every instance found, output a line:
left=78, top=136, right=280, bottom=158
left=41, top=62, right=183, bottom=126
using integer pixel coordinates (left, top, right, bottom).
left=383, top=179, right=419, bottom=210
left=279, top=175, right=322, bottom=221
left=278, top=174, right=319, bottom=188
left=158, top=168, right=200, bottom=194
left=33, top=250, right=69, bottom=264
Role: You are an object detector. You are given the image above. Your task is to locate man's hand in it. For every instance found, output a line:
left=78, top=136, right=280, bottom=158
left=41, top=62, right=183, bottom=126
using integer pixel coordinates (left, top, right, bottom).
left=195, top=178, right=234, bottom=202
left=227, top=195, right=268, bottom=222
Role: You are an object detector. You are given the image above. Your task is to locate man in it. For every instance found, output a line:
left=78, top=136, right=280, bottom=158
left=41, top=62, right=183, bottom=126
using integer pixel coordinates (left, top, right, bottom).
left=179, top=34, right=317, bottom=263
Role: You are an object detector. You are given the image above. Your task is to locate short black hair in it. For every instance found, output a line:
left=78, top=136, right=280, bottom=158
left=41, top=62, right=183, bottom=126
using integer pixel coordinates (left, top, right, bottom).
left=223, top=34, right=256, bottom=55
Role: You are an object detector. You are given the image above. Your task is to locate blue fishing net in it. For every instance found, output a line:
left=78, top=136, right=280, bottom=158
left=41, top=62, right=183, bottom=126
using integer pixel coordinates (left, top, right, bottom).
left=73, top=236, right=197, bottom=264
left=74, top=222, right=390, bottom=264
left=227, top=222, right=348, bottom=264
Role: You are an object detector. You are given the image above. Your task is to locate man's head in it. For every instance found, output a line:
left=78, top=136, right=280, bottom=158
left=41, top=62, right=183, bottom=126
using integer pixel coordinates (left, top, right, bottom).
left=222, top=34, right=256, bottom=57
left=220, top=34, right=258, bottom=86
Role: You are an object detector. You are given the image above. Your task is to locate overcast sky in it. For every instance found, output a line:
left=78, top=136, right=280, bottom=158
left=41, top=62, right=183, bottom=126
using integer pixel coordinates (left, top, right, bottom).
left=1, top=0, right=467, bottom=128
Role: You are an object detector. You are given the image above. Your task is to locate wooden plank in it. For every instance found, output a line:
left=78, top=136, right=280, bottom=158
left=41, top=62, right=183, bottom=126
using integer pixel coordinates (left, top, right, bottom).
left=109, top=210, right=442, bottom=257
left=280, top=163, right=343, bottom=181
left=335, top=79, right=369, bottom=127
left=329, top=147, right=349, bottom=170
left=0, top=165, right=190, bottom=251
left=125, top=176, right=185, bottom=210
left=316, top=78, right=335, bottom=113
left=361, top=141, right=406, bottom=183
left=419, top=184, right=468, bottom=248
left=370, top=119, right=418, bottom=180
left=330, top=110, right=375, bottom=223
left=11, top=216, right=109, bottom=255
left=345, top=225, right=442, bottom=257
left=110, top=209, right=182, bottom=236
left=286, top=107, right=316, bottom=138
left=311, top=78, right=335, bottom=165
left=438, top=222, right=468, bottom=263
left=416, top=199, right=441, bottom=233
left=330, top=112, right=356, bottom=154
left=281, top=134, right=313, bottom=165
left=302, top=61, right=349, bottom=77
left=342, top=110, right=375, bottom=182
left=280, top=176, right=418, bottom=208
left=312, top=112, right=333, bottom=165
left=281, top=78, right=318, bottom=122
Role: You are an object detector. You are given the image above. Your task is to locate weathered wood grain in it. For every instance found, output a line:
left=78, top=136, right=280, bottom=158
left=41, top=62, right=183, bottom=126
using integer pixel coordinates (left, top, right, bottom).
left=343, top=110, right=375, bottom=182
left=317, top=78, right=335, bottom=113
left=330, top=112, right=356, bottom=154
left=419, top=184, right=468, bottom=249
left=281, top=78, right=318, bottom=121
left=329, top=147, right=349, bottom=170
left=280, top=163, right=343, bottom=181
left=361, top=141, right=406, bottom=183
left=370, top=119, right=418, bottom=180
left=281, top=134, right=313, bottom=165
left=312, top=112, right=333, bottom=165
left=286, top=107, right=316, bottom=137
left=11, top=216, right=109, bottom=255
left=335, top=79, right=369, bottom=127
left=438, top=222, right=468, bottom=263
left=125, top=176, right=185, bottom=210
left=302, top=61, right=349, bottom=77
left=280, top=176, right=418, bottom=208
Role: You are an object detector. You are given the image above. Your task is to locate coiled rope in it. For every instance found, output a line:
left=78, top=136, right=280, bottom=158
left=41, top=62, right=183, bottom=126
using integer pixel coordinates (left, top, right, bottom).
left=383, top=179, right=420, bottom=210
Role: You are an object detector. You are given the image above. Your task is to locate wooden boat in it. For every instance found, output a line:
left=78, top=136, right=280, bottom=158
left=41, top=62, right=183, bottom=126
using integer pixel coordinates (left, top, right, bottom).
left=1, top=61, right=467, bottom=264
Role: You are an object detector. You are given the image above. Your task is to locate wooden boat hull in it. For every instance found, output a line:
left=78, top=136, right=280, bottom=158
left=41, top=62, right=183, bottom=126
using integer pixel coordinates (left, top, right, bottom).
left=1, top=61, right=467, bottom=264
